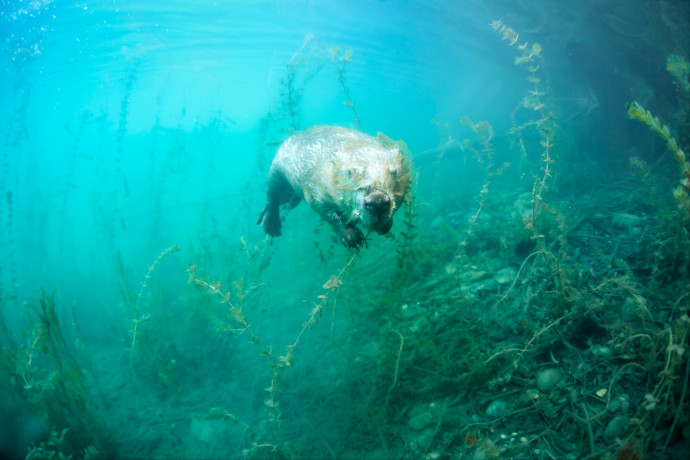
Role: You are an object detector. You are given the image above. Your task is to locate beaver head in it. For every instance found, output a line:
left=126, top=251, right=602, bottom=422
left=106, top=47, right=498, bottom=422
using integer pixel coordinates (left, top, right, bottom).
left=358, top=188, right=395, bottom=235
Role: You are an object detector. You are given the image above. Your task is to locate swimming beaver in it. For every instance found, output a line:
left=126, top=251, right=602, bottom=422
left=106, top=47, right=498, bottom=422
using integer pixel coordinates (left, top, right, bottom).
left=257, top=126, right=413, bottom=249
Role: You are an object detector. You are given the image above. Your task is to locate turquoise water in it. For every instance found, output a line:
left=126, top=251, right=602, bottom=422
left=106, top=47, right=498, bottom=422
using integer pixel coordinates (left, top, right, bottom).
left=1, top=0, right=689, bottom=458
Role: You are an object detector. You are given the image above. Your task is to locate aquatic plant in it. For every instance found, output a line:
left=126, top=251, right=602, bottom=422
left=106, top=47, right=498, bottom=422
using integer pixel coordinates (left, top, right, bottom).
left=242, top=252, right=357, bottom=459
left=492, top=20, right=557, bottom=205
left=0, top=75, right=30, bottom=309
left=666, top=53, right=690, bottom=147
left=347, top=21, right=683, bottom=459
left=148, top=98, right=164, bottom=248
left=59, top=112, right=91, bottom=261
left=281, top=34, right=324, bottom=133
left=4, top=290, right=110, bottom=458
left=667, top=54, right=690, bottom=95
left=116, top=69, right=136, bottom=199
left=186, top=263, right=249, bottom=332
left=25, top=428, right=99, bottom=460
left=1, top=36, right=35, bottom=312
left=129, top=245, right=181, bottom=366
left=627, top=101, right=690, bottom=219
left=491, top=20, right=575, bottom=301
left=391, top=185, right=418, bottom=305
left=456, top=117, right=509, bottom=258
left=329, top=46, right=362, bottom=129
left=3, top=191, right=17, bottom=307
left=429, top=120, right=465, bottom=202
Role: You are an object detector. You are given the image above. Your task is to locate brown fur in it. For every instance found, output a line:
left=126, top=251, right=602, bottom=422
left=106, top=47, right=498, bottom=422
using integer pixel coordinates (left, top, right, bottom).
left=257, top=126, right=413, bottom=249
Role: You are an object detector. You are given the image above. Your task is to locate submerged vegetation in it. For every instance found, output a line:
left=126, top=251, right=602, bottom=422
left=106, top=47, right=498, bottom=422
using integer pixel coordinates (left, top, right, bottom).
left=1, top=16, right=689, bottom=460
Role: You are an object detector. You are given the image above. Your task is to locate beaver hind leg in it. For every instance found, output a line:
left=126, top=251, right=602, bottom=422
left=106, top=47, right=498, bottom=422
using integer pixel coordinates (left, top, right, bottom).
left=257, top=169, right=295, bottom=237
left=257, top=201, right=282, bottom=237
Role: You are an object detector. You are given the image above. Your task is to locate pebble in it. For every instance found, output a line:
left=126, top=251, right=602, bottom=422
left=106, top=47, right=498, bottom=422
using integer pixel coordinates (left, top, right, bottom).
left=620, top=297, right=640, bottom=321
left=591, top=344, right=613, bottom=358
left=408, top=410, right=434, bottom=431
left=493, top=267, right=517, bottom=285
left=536, top=368, right=562, bottom=392
left=485, top=399, right=508, bottom=417
left=604, top=415, right=630, bottom=440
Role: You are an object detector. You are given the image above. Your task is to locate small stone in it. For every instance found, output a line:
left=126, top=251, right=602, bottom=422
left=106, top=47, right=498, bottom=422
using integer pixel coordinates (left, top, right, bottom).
left=591, top=344, right=613, bottom=357
left=493, top=267, right=517, bottom=285
left=409, top=411, right=434, bottom=431
left=485, top=400, right=508, bottom=417
left=611, top=393, right=630, bottom=413
left=400, top=303, right=423, bottom=319
left=604, top=415, right=629, bottom=440
left=620, top=297, right=640, bottom=321
left=415, top=427, right=436, bottom=449
left=536, top=368, right=562, bottom=392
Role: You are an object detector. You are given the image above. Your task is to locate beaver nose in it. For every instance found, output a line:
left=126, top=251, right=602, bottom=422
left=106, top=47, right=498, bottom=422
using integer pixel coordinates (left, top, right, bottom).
left=365, top=191, right=390, bottom=214
left=376, top=219, right=393, bottom=234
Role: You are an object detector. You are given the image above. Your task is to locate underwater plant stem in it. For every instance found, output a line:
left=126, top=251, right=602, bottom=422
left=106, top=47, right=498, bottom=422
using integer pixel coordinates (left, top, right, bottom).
left=662, top=351, right=689, bottom=453
left=579, top=403, right=595, bottom=455
left=586, top=362, right=646, bottom=423
left=424, top=397, right=448, bottom=452
left=130, top=245, right=180, bottom=365
left=330, top=49, right=361, bottom=129
left=520, top=311, right=574, bottom=356
left=27, top=325, right=46, bottom=368
left=338, top=67, right=362, bottom=129
left=258, top=251, right=358, bottom=449
left=330, top=287, right=338, bottom=343
left=487, top=250, right=540, bottom=316
left=301, top=415, right=337, bottom=460
left=670, top=291, right=690, bottom=317
left=627, top=101, right=690, bottom=218
left=384, top=330, right=404, bottom=408
left=135, top=245, right=180, bottom=308
left=462, top=195, right=487, bottom=247
left=457, top=117, right=508, bottom=256
left=393, top=189, right=418, bottom=300
left=482, top=347, right=522, bottom=365
left=617, top=333, right=655, bottom=351
left=289, top=252, right=357, bottom=352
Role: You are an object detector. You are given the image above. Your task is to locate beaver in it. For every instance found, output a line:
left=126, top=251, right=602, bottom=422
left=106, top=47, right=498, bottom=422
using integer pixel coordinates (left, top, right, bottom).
left=257, top=126, right=413, bottom=249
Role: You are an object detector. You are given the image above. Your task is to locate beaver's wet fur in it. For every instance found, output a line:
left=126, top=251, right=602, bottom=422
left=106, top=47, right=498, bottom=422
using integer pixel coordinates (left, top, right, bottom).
left=257, top=126, right=413, bottom=249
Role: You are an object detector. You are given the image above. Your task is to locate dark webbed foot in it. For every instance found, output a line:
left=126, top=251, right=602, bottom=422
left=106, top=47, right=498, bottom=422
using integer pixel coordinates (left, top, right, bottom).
left=258, top=169, right=294, bottom=237
left=257, top=201, right=282, bottom=237
left=340, top=225, right=366, bottom=249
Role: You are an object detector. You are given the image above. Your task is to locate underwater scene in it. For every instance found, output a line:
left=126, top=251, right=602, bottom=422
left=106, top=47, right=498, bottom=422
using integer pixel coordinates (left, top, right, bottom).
left=1, top=0, right=689, bottom=458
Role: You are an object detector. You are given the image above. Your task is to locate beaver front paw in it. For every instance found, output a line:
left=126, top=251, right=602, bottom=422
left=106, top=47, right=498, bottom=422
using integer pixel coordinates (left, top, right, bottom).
left=340, top=226, right=366, bottom=249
